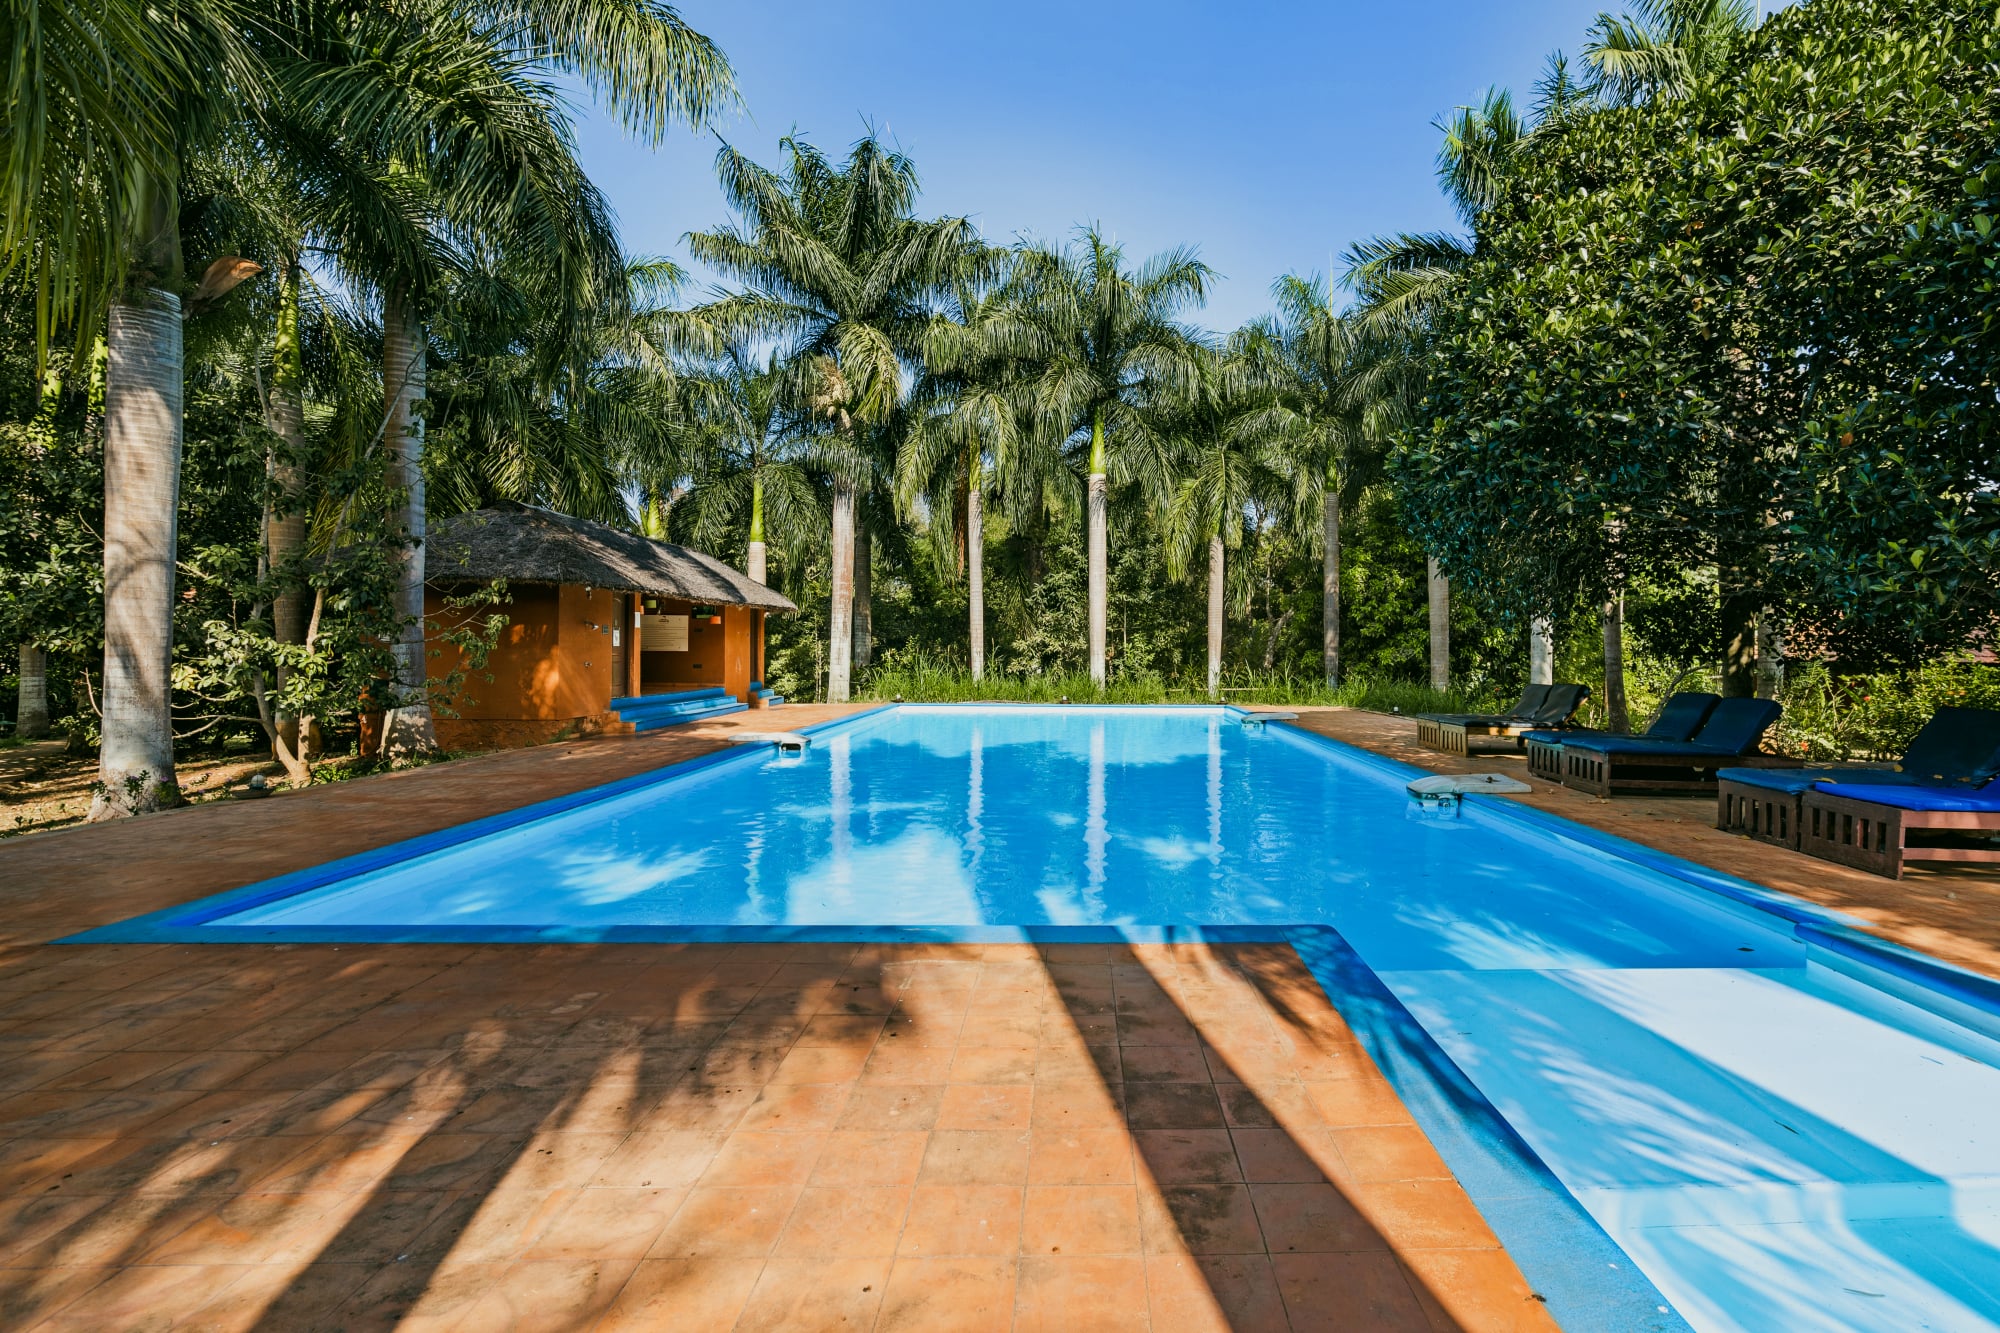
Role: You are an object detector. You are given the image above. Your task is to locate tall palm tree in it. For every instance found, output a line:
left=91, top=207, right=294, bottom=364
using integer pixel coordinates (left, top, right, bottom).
left=1162, top=340, right=1284, bottom=699
left=687, top=134, right=981, bottom=702
left=1013, top=229, right=1210, bottom=686
left=900, top=276, right=1043, bottom=679
left=11, top=0, right=732, bottom=811
left=1247, top=274, right=1385, bottom=686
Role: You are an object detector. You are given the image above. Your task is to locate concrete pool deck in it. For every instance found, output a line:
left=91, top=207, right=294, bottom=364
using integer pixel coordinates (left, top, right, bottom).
left=1, top=703, right=1996, bottom=1330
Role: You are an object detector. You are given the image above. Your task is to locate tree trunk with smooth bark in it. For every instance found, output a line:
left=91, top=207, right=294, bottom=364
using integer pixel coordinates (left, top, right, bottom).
left=93, top=189, right=185, bottom=821
left=1322, top=490, right=1341, bottom=686
left=265, top=256, right=310, bottom=769
left=826, top=479, right=855, bottom=702
left=1086, top=409, right=1108, bottom=688
left=380, top=285, right=435, bottom=756
left=1426, top=557, right=1450, bottom=692
left=1206, top=534, right=1225, bottom=700
left=1529, top=616, right=1555, bottom=686
left=16, top=644, right=49, bottom=739
left=1602, top=595, right=1629, bottom=732
left=746, top=472, right=767, bottom=585
left=852, top=526, right=872, bottom=671
left=968, top=468, right=985, bottom=681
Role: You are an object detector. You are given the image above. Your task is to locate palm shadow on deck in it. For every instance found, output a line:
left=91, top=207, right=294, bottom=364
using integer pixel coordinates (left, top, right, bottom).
left=0, top=936, right=1549, bottom=1330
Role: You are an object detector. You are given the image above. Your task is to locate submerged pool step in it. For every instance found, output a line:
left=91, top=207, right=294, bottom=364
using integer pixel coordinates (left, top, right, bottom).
left=607, top=688, right=747, bottom=731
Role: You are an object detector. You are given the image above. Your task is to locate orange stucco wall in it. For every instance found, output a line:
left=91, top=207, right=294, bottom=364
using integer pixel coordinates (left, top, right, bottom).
left=426, top=584, right=768, bottom=749
left=426, top=582, right=627, bottom=725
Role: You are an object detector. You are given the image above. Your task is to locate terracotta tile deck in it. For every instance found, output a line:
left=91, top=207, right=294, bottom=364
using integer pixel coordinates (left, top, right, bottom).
left=0, top=938, right=1557, bottom=1331
left=1, top=702, right=1995, bottom=1329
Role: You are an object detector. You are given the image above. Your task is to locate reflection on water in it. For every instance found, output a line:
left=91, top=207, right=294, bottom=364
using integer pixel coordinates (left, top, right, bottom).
left=225, top=706, right=1799, bottom=971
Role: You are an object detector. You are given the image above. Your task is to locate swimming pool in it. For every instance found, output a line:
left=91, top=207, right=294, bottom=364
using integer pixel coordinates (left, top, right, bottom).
left=73, top=705, right=2000, bottom=1332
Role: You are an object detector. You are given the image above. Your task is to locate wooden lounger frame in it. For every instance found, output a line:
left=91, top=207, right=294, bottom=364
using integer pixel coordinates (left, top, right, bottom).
left=1414, top=716, right=1551, bottom=756
left=1798, top=787, right=2000, bottom=880
left=1716, top=777, right=1800, bottom=849
left=1561, top=748, right=1803, bottom=799
left=1525, top=736, right=1566, bottom=782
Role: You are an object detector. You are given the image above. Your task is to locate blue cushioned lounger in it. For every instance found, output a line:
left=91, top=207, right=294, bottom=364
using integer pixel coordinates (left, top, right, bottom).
left=1799, top=779, right=2000, bottom=878
left=1522, top=692, right=1719, bottom=781
left=1555, top=697, right=1792, bottom=797
left=1718, top=706, right=2000, bottom=849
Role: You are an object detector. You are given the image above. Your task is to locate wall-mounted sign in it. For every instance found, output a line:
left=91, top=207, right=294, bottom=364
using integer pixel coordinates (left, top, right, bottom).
left=642, top=613, right=689, bottom=652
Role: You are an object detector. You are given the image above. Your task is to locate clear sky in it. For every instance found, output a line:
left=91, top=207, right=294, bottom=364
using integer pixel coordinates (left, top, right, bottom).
left=569, top=0, right=1611, bottom=333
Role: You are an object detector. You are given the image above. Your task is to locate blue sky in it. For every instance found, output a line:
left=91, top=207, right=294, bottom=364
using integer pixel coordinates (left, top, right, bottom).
left=570, top=0, right=1611, bottom=333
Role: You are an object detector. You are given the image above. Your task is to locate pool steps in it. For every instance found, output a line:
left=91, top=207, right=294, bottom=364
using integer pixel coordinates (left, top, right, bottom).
left=605, top=687, right=746, bottom=731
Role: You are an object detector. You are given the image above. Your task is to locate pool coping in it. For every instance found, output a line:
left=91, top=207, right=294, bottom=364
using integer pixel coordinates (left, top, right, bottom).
left=55, top=703, right=2000, bottom=1331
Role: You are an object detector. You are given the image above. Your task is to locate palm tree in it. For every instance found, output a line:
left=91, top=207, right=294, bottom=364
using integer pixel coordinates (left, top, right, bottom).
left=687, top=134, right=981, bottom=702
left=899, top=276, right=1043, bottom=679
left=674, top=345, right=823, bottom=586
left=1248, top=275, right=1385, bottom=686
left=1161, top=340, right=1284, bottom=699
left=9, top=0, right=732, bottom=811
left=1584, top=0, right=1759, bottom=104
left=1013, top=229, right=1210, bottom=686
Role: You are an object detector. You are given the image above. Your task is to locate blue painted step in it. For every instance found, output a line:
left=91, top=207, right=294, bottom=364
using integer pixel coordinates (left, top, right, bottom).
left=750, top=681, right=784, bottom=708
left=608, top=687, right=747, bottom=732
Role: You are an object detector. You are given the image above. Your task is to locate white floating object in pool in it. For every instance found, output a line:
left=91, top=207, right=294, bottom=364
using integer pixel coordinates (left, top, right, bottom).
left=1406, top=772, right=1533, bottom=802
left=1240, top=710, right=1297, bottom=726
left=734, top=731, right=811, bottom=754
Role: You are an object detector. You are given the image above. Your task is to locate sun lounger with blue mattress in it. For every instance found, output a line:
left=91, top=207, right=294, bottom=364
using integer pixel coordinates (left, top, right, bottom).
left=1555, top=696, right=1797, bottom=797
left=1522, top=691, right=1720, bottom=781
left=1717, top=706, right=2000, bottom=851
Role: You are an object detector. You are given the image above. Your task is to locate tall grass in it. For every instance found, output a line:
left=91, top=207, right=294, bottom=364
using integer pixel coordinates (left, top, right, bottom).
left=856, top=651, right=1470, bottom=715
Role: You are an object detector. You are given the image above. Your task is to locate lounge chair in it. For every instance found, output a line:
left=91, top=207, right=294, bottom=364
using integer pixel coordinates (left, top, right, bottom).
left=1719, top=706, right=2000, bottom=852
left=1523, top=692, right=1720, bottom=782
left=1554, top=696, right=1798, bottom=797
left=1798, top=783, right=2000, bottom=879
left=1415, top=683, right=1590, bottom=756
left=1414, top=684, right=1548, bottom=754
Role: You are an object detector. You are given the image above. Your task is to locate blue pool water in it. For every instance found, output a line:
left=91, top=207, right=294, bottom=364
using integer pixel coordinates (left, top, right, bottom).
left=77, top=705, right=2000, bottom=1332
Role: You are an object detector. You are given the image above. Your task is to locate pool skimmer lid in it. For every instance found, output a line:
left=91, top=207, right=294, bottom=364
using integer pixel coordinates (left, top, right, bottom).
left=1406, top=772, right=1533, bottom=810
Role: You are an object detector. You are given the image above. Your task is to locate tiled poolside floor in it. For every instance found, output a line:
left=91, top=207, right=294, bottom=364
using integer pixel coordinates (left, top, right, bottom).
left=2, top=702, right=1996, bottom=1330
left=0, top=938, right=1553, bottom=1331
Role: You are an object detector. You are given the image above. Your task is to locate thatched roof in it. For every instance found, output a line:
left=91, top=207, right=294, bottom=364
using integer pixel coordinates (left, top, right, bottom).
left=426, top=504, right=796, bottom=612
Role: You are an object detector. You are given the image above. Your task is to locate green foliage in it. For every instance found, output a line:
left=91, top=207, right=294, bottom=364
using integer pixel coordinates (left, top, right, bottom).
left=1400, top=0, right=2000, bottom=658
left=1769, top=661, right=2000, bottom=762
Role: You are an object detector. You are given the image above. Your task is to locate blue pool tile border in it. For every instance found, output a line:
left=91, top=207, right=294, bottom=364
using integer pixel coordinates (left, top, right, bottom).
left=1286, top=925, right=1689, bottom=1333
left=57, top=706, right=896, bottom=945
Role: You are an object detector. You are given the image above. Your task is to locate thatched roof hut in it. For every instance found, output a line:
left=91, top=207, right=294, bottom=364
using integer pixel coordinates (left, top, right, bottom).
left=426, top=504, right=796, bottom=613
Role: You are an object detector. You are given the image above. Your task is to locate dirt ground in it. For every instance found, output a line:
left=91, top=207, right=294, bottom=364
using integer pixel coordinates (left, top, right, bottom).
left=0, top=740, right=289, bottom=838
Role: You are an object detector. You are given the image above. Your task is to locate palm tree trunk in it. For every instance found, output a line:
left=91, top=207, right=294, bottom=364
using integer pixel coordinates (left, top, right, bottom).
left=16, top=644, right=50, bottom=739
left=1086, top=409, right=1108, bottom=687
left=380, top=284, right=435, bottom=755
left=266, top=256, right=310, bottom=766
left=852, top=526, right=872, bottom=670
left=746, top=472, right=768, bottom=584
left=1602, top=595, right=1629, bottom=732
left=92, top=190, right=184, bottom=820
left=968, top=466, right=985, bottom=681
left=1206, top=534, right=1225, bottom=700
left=1426, top=557, right=1450, bottom=692
left=827, top=479, right=855, bottom=702
left=1322, top=490, right=1341, bottom=686
left=1529, top=616, right=1555, bottom=685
